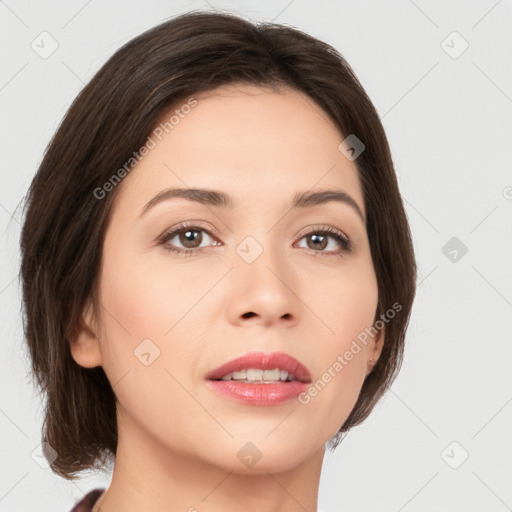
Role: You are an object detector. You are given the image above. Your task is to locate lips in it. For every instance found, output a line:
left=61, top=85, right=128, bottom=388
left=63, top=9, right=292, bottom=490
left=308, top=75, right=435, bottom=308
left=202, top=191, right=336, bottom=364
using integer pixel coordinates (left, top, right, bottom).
left=205, top=351, right=312, bottom=383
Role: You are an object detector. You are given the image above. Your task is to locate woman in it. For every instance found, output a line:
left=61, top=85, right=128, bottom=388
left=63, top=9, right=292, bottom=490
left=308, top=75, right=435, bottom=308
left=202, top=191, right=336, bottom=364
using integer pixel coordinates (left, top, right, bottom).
left=20, top=10, right=416, bottom=512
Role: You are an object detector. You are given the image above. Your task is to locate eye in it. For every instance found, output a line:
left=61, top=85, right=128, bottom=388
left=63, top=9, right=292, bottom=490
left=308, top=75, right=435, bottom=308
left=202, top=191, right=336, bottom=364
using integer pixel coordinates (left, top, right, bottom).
left=157, top=223, right=352, bottom=257
left=295, top=226, right=352, bottom=257
left=157, top=223, right=220, bottom=256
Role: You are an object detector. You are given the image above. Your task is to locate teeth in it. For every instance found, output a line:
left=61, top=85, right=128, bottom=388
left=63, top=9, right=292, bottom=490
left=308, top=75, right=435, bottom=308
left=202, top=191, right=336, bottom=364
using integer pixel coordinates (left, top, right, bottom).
left=218, top=368, right=295, bottom=382
left=247, top=369, right=263, bottom=380
left=263, top=368, right=280, bottom=380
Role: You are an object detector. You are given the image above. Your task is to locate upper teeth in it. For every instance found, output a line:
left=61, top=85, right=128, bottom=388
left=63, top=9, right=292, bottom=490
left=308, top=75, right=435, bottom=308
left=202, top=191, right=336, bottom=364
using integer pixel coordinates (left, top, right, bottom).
left=220, top=368, right=294, bottom=382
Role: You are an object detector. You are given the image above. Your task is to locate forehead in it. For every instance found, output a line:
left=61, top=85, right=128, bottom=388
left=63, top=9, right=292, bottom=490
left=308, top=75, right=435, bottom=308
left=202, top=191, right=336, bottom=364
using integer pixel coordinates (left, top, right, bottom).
left=113, top=84, right=364, bottom=216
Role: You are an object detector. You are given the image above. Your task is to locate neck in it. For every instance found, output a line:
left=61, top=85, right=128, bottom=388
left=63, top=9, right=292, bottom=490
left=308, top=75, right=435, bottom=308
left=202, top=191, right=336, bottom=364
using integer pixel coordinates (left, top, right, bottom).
left=93, top=405, right=325, bottom=512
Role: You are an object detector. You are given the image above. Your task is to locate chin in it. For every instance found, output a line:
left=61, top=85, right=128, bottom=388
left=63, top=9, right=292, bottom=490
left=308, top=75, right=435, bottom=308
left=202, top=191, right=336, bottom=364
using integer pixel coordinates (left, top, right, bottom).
left=197, top=432, right=325, bottom=475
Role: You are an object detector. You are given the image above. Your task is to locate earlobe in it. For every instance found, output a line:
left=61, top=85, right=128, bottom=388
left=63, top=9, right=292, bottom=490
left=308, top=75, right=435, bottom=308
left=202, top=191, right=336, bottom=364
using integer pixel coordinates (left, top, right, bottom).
left=69, top=301, right=103, bottom=368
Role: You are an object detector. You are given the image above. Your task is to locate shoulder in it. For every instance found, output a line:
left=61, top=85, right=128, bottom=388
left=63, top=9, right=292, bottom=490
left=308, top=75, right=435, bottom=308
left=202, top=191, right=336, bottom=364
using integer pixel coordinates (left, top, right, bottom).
left=69, top=488, right=106, bottom=512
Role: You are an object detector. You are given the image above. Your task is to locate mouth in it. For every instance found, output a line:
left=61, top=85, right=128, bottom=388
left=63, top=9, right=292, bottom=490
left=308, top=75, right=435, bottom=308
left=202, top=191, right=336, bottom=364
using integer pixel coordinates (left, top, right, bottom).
left=212, top=367, right=298, bottom=383
left=205, top=350, right=312, bottom=383
left=205, top=351, right=312, bottom=406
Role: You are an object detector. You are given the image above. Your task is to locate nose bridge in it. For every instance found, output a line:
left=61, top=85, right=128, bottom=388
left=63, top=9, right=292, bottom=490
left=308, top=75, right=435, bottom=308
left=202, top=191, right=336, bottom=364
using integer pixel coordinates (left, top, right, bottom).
left=227, top=230, right=299, bottom=325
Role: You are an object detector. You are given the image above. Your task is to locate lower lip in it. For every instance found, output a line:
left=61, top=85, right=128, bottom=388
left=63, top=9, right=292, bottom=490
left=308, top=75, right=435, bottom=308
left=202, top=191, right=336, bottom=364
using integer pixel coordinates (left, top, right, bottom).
left=206, top=380, right=310, bottom=406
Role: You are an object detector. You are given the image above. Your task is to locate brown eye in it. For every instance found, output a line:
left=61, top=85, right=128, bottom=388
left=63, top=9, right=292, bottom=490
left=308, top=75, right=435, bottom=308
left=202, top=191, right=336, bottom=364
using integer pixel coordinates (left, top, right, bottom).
left=306, top=233, right=328, bottom=251
left=296, top=227, right=352, bottom=256
left=158, top=224, right=220, bottom=255
left=177, top=229, right=203, bottom=249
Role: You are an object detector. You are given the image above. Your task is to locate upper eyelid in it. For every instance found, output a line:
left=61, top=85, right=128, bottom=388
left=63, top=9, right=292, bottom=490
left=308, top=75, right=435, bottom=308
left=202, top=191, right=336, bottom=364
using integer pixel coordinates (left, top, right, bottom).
left=158, top=221, right=219, bottom=241
left=295, top=224, right=348, bottom=240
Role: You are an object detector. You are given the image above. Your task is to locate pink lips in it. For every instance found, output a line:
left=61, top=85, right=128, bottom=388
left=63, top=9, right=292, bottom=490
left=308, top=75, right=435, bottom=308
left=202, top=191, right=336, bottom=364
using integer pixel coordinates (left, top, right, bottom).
left=205, top=351, right=312, bottom=406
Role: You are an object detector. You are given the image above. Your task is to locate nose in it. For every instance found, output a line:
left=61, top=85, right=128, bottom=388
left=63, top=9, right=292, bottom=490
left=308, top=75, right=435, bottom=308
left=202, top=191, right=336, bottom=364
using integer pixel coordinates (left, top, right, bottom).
left=225, top=242, right=300, bottom=328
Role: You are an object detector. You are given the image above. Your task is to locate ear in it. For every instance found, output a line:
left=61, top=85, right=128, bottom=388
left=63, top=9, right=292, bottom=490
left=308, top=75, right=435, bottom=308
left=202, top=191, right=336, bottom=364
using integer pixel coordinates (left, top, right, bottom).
left=365, top=324, right=385, bottom=377
left=69, top=300, right=103, bottom=368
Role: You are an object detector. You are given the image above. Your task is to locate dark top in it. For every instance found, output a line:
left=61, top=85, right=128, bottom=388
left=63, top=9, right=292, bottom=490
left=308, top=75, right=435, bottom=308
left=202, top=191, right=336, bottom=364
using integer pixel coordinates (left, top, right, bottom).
left=70, top=488, right=105, bottom=512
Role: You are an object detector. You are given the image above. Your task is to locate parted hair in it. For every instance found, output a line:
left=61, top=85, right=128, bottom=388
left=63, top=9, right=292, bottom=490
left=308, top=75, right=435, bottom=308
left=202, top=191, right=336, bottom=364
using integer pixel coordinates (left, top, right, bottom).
left=20, top=10, right=416, bottom=480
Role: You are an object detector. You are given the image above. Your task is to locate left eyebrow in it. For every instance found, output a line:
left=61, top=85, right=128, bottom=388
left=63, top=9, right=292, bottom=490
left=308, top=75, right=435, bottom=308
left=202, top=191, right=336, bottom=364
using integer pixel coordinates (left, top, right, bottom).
left=292, top=188, right=365, bottom=224
left=140, top=186, right=365, bottom=224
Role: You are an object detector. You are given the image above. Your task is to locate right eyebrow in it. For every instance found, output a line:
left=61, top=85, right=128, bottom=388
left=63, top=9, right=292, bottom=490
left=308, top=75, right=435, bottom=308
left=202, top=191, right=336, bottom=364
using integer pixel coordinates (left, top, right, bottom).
left=140, top=187, right=237, bottom=216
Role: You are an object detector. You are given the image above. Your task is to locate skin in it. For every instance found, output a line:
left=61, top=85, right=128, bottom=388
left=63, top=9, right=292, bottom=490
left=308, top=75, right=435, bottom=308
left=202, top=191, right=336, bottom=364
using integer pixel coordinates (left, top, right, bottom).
left=71, top=83, right=384, bottom=512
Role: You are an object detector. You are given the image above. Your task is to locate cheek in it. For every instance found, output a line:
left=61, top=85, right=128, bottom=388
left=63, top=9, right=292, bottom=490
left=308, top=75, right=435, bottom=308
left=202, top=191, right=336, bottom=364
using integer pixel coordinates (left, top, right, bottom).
left=94, top=250, right=209, bottom=449
left=307, top=251, right=379, bottom=346
left=95, top=243, right=216, bottom=390
left=97, top=241, right=211, bottom=339
left=298, top=259, right=378, bottom=433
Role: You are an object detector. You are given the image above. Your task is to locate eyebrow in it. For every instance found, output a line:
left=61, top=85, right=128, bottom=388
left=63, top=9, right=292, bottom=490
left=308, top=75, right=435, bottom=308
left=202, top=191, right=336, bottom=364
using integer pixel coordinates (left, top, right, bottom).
left=140, top=186, right=365, bottom=224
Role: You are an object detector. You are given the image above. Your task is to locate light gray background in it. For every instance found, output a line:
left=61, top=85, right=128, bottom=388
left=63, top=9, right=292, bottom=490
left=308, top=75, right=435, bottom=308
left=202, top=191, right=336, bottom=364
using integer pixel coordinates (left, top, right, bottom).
left=1, top=1, right=511, bottom=511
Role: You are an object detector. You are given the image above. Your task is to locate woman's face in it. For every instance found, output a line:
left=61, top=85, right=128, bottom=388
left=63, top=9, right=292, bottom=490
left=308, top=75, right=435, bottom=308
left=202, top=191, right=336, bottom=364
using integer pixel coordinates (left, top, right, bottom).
left=75, top=84, right=382, bottom=474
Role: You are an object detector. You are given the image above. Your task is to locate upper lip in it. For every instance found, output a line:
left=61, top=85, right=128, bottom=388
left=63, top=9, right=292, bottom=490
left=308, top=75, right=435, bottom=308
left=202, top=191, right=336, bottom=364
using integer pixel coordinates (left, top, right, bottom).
left=205, top=351, right=312, bottom=383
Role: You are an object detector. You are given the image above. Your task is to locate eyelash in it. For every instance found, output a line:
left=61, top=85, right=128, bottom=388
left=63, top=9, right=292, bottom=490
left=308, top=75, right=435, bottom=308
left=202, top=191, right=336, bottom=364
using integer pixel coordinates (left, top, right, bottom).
left=156, top=222, right=353, bottom=258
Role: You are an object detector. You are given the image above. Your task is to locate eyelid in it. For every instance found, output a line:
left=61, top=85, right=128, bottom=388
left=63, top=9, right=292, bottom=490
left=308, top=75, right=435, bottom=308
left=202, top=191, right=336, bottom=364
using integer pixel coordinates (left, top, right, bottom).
left=294, top=224, right=349, bottom=242
left=294, top=224, right=352, bottom=250
left=156, top=221, right=221, bottom=246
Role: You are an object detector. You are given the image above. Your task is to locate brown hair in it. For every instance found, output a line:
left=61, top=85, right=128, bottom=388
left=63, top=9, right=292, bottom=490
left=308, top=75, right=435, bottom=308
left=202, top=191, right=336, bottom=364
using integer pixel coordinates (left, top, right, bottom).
left=20, top=10, right=416, bottom=480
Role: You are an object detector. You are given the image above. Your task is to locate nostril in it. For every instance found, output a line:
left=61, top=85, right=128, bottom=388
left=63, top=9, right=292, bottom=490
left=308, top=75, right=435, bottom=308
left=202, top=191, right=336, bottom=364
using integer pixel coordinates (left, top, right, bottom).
left=242, top=312, right=256, bottom=319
